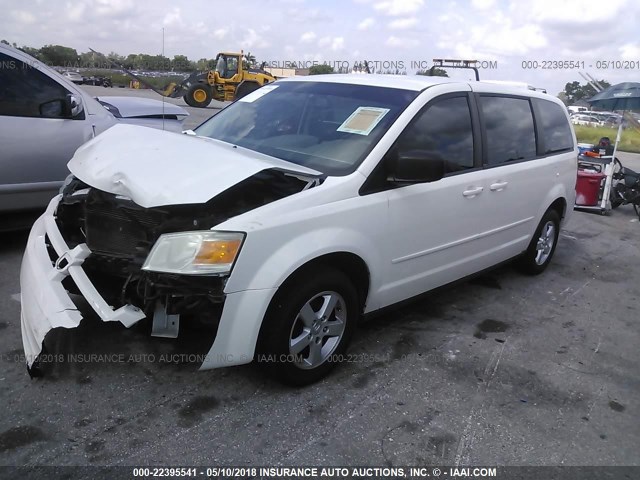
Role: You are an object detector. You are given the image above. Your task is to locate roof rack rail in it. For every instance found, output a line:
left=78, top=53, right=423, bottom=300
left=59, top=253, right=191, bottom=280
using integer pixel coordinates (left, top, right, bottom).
left=432, top=58, right=480, bottom=81
left=482, top=80, right=548, bottom=93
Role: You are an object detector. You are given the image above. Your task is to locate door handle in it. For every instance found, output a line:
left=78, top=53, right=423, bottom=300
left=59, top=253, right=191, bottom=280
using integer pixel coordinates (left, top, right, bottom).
left=490, top=181, right=508, bottom=191
left=462, top=186, right=484, bottom=197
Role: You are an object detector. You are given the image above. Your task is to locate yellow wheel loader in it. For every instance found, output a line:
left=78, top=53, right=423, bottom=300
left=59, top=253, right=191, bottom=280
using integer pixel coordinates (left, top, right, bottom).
left=175, top=52, right=276, bottom=107
left=90, top=49, right=276, bottom=108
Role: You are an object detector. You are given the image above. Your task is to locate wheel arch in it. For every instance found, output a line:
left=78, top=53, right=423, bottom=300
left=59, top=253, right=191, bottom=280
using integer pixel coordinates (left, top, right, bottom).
left=548, top=196, right=567, bottom=220
left=536, top=182, right=571, bottom=229
left=276, top=252, right=371, bottom=312
left=254, top=251, right=369, bottom=367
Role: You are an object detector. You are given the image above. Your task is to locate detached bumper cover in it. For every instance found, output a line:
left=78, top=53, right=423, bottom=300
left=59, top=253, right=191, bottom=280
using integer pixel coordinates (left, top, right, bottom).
left=20, top=195, right=276, bottom=371
left=20, top=196, right=147, bottom=367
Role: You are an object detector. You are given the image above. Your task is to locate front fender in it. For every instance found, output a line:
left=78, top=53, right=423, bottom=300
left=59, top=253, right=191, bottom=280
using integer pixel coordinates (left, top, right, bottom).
left=225, top=225, right=385, bottom=310
left=203, top=201, right=390, bottom=369
left=223, top=182, right=392, bottom=308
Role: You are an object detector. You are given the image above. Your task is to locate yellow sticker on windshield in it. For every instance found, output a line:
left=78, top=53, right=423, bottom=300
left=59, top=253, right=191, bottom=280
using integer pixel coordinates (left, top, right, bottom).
left=337, top=107, right=390, bottom=135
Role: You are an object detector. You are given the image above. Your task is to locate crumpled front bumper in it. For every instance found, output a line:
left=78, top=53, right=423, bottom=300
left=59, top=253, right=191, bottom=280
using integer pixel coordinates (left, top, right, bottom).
left=20, top=196, right=146, bottom=367
left=20, top=195, right=277, bottom=371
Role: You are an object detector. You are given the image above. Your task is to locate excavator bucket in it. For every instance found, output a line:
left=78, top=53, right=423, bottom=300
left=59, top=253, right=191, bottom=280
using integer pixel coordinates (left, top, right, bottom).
left=163, top=71, right=207, bottom=98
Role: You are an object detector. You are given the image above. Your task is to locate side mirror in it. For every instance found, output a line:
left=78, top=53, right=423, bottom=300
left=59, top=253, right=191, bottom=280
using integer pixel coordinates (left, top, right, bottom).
left=66, top=94, right=84, bottom=118
left=39, top=99, right=66, bottom=117
left=388, top=150, right=446, bottom=184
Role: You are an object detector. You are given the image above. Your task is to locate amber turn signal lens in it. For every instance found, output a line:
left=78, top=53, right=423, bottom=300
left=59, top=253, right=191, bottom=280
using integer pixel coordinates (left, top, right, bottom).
left=194, top=239, right=242, bottom=265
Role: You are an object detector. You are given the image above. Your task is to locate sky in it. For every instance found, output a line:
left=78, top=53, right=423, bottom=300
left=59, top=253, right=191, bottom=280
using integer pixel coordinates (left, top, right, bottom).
left=1, top=0, right=639, bottom=96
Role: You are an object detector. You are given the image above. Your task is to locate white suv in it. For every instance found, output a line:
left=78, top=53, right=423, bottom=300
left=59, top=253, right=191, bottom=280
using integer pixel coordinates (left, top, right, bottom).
left=20, top=75, right=577, bottom=385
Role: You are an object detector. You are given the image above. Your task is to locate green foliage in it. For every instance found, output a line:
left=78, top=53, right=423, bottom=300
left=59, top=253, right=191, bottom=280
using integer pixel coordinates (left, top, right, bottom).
left=18, top=46, right=41, bottom=59
left=309, top=64, right=335, bottom=75
left=39, top=44, right=79, bottom=67
left=79, top=51, right=100, bottom=68
left=574, top=125, right=640, bottom=153
left=196, top=57, right=217, bottom=71
left=171, top=55, right=195, bottom=72
left=416, top=67, right=449, bottom=77
left=107, top=51, right=125, bottom=63
left=563, top=80, right=611, bottom=104
left=243, top=52, right=257, bottom=70
left=4, top=41, right=216, bottom=73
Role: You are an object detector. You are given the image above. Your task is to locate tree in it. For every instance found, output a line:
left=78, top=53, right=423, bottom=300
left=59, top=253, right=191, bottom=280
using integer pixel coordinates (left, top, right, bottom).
left=563, top=79, right=611, bottom=104
left=79, top=51, right=98, bottom=68
left=171, top=55, right=192, bottom=72
left=243, top=52, right=256, bottom=69
left=416, top=67, right=448, bottom=77
left=107, top=51, right=125, bottom=63
left=556, top=91, right=568, bottom=105
left=309, top=64, right=334, bottom=75
left=123, top=54, right=137, bottom=69
left=195, top=58, right=217, bottom=71
left=39, top=45, right=79, bottom=67
left=18, top=45, right=41, bottom=59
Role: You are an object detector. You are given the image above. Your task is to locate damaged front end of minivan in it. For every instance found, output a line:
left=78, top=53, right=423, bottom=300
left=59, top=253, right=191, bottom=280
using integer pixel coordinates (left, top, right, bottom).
left=20, top=124, right=322, bottom=375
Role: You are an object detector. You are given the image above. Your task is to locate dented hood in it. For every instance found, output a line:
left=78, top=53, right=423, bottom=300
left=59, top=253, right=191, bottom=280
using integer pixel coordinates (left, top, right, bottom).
left=68, top=124, right=321, bottom=208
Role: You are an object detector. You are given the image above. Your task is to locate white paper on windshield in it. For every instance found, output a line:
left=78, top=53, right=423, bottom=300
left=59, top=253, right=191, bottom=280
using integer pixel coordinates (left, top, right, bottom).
left=238, top=84, right=279, bottom=103
left=337, top=107, right=390, bottom=135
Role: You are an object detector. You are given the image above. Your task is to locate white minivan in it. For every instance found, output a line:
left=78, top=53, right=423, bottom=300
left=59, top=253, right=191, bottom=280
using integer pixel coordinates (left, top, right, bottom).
left=20, top=75, right=577, bottom=385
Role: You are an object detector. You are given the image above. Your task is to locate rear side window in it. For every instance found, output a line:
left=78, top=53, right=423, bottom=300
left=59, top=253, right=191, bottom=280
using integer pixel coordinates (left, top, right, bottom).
left=535, top=99, right=574, bottom=153
left=0, top=52, right=69, bottom=118
left=479, top=96, right=537, bottom=165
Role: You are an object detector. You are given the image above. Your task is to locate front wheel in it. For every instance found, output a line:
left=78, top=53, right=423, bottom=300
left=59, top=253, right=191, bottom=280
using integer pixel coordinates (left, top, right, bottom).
left=257, top=267, right=358, bottom=386
left=184, top=83, right=212, bottom=108
left=516, top=209, right=561, bottom=275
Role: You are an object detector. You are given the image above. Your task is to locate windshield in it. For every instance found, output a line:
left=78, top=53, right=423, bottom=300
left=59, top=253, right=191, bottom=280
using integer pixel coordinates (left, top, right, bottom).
left=194, top=81, right=419, bottom=175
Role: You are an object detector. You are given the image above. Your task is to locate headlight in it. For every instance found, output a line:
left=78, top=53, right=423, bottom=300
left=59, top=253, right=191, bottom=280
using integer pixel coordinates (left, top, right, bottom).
left=142, top=231, right=245, bottom=275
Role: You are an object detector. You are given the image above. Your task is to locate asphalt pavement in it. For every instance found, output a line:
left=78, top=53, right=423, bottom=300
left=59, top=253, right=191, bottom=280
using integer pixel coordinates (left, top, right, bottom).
left=0, top=108, right=638, bottom=467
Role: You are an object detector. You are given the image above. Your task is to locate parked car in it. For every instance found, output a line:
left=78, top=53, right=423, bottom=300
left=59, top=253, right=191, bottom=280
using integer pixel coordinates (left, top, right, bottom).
left=20, top=75, right=577, bottom=385
left=61, top=71, right=84, bottom=84
left=0, top=44, right=188, bottom=213
left=571, top=114, right=603, bottom=127
left=601, top=116, right=621, bottom=128
left=567, top=105, right=588, bottom=115
left=82, top=75, right=112, bottom=87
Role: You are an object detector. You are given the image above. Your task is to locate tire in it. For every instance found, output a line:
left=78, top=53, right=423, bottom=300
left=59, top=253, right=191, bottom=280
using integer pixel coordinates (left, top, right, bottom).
left=257, top=267, right=358, bottom=386
left=235, top=82, right=260, bottom=100
left=183, top=94, right=196, bottom=107
left=611, top=158, right=624, bottom=209
left=185, top=83, right=212, bottom=108
left=610, top=183, right=625, bottom=209
left=516, top=209, right=561, bottom=275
